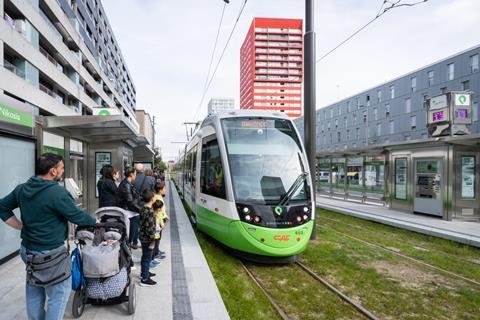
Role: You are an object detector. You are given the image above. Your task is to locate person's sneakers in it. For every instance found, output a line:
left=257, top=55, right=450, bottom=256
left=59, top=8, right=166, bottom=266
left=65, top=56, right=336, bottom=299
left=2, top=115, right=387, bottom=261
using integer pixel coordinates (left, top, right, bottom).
left=138, top=272, right=156, bottom=280
left=149, top=261, right=159, bottom=269
left=131, top=244, right=139, bottom=250
left=140, top=278, right=157, bottom=287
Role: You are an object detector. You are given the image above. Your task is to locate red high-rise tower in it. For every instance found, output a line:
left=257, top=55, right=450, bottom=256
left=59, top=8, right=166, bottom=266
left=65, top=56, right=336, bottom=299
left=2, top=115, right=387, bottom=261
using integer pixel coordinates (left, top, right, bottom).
left=240, top=17, right=303, bottom=117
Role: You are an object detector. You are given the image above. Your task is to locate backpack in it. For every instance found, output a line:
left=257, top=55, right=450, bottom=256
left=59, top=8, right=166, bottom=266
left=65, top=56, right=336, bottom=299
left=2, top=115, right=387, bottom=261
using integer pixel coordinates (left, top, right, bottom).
left=71, top=248, right=84, bottom=290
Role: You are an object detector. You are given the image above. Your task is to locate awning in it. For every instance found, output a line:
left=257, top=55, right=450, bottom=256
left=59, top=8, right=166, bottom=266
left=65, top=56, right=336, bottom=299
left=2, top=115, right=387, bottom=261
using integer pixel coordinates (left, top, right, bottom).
left=41, top=115, right=148, bottom=147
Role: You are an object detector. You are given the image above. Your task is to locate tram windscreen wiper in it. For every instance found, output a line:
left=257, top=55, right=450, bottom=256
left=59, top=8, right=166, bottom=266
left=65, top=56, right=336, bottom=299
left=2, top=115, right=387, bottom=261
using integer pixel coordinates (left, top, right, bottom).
left=278, top=172, right=308, bottom=206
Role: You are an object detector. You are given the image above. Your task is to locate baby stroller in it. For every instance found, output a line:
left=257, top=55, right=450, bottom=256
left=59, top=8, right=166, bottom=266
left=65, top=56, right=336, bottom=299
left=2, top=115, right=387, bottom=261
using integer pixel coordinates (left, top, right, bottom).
left=72, top=207, right=137, bottom=317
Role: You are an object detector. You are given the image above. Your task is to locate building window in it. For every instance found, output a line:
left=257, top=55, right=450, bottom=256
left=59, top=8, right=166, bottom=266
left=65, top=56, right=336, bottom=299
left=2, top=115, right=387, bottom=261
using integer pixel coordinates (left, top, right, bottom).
left=441, top=87, right=447, bottom=94
left=377, top=89, right=382, bottom=103
left=473, top=102, right=478, bottom=122
left=356, top=98, right=360, bottom=109
left=373, top=107, right=378, bottom=121
left=385, top=104, right=390, bottom=117
left=462, top=80, right=470, bottom=91
left=335, top=119, right=338, bottom=128
left=353, top=113, right=357, bottom=124
left=390, top=85, right=395, bottom=99
left=471, top=54, right=479, bottom=73
left=377, top=123, right=381, bottom=136
left=389, top=120, right=394, bottom=134
left=337, top=132, right=341, bottom=143
left=347, top=101, right=351, bottom=112
left=344, top=116, right=347, bottom=128
left=355, top=128, right=360, bottom=140
left=447, top=63, right=454, bottom=80
left=366, top=94, right=370, bottom=107
left=330, top=108, right=333, bottom=118
left=327, top=121, right=331, bottom=130
left=411, top=76, right=417, bottom=92
left=346, top=129, right=350, bottom=141
left=363, top=111, right=367, bottom=123
left=423, top=94, right=429, bottom=109
left=405, top=98, right=411, bottom=113
left=410, top=115, right=417, bottom=129
left=428, top=70, right=434, bottom=87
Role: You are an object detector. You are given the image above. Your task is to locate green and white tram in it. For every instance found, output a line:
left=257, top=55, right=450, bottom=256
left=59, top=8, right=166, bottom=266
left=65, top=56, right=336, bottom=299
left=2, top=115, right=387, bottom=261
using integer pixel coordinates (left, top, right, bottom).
left=175, top=110, right=314, bottom=262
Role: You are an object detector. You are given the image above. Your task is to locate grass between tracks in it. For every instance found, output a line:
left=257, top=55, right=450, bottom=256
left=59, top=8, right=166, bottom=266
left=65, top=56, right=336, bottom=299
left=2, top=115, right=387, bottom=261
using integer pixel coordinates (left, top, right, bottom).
left=178, top=185, right=480, bottom=319
left=181, top=200, right=281, bottom=320
left=301, top=209, right=480, bottom=320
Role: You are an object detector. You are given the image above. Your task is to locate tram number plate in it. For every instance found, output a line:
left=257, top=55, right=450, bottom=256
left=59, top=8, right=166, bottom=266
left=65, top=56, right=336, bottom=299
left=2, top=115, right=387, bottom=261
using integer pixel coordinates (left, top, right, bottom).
left=295, top=230, right=304, bottom=235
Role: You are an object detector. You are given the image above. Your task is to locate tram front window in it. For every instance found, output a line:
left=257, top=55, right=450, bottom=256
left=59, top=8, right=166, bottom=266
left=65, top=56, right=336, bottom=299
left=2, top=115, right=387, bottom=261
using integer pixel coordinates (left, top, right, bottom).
left=222, top=118, right=310, bottom=204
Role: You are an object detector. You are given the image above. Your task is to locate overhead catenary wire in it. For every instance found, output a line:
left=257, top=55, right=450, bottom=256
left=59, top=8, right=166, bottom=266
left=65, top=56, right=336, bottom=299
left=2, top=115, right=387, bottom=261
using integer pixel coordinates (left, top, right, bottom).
left=316, top=0, right=428, bottom=64
left=193, top=0, right=248, bottom=122
left=202, top=2, right=227, bottom=95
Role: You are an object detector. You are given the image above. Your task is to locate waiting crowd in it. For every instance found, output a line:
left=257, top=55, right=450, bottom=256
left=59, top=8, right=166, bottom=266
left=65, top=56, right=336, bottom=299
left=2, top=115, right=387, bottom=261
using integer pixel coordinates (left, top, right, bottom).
left=0, top=153, right=167, bottom=320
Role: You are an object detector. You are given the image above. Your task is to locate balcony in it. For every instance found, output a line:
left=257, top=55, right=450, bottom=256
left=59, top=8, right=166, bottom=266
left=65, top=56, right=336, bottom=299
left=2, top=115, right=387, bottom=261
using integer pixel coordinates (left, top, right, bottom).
left=3, top=59, right=25, bottom=79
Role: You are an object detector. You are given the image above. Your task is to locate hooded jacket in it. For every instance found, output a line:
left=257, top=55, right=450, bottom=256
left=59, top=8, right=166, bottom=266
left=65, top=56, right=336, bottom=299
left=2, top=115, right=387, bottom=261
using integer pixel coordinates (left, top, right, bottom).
left=0, top=176, right=96, bottom=251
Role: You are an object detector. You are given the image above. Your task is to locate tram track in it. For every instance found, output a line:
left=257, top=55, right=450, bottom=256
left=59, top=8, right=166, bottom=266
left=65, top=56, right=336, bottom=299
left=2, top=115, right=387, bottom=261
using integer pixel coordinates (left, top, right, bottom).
left=240, top=259, right=380, bottom=320
left=316, top=217, right=480, bottom=287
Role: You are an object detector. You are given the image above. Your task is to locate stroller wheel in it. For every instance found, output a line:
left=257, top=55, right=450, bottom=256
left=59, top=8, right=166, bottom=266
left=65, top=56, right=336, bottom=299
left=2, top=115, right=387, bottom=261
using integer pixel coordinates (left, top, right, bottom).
left=72, top=289, right=85, bottom=318
left=127, top=283, right=136, bottom=315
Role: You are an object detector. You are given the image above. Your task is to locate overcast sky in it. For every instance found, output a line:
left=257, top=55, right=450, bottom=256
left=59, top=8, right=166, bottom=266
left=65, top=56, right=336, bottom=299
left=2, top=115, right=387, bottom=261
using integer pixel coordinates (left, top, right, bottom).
left=101, top=0, right=480, bottom=161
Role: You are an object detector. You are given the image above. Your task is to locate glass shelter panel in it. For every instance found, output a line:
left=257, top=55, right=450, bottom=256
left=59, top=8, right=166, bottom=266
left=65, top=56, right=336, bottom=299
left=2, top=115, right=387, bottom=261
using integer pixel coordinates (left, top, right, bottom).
left=395, top=158, right=407, bottom=200
left=364, top=156, right=385, bottom=195
left=347, top=157, right=364, bottom=193
left=331, top=158, right=346, bottom=194
left=318, top=158, right=331, bottom=193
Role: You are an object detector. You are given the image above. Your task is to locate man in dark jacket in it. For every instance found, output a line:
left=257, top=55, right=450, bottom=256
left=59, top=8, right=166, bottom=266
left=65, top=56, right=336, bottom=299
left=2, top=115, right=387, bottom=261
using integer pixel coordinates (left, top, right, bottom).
left=117, top=167, right=142, bottom=248
left=0, top=153, right=97, bottom=320
left=134, top=163, right=155, bottom=194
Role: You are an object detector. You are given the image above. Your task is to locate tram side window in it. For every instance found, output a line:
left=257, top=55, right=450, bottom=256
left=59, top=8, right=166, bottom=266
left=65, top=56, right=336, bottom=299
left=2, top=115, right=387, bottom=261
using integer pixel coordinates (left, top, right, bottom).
left=200, top=138, right=226, bottom=199
left=191, top=145, right=197, bottom=189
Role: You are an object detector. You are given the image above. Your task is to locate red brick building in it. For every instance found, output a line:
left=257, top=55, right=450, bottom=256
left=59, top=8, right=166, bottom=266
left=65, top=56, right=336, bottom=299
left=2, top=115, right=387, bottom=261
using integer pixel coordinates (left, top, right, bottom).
left=240, top=17, right=303, bottom=117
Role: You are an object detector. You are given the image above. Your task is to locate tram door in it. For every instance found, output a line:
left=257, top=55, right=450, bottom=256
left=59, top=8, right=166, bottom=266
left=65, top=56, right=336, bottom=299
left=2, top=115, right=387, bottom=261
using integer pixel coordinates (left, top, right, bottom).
left=413, top=159, right=443, bottom=217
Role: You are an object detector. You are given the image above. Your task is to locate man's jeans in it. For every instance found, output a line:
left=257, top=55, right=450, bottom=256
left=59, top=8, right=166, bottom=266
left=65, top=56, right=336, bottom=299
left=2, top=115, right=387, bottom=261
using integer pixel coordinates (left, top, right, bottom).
left=20, top=245, right=72, bottom=320
left=130, top=215, right=140, bottom=245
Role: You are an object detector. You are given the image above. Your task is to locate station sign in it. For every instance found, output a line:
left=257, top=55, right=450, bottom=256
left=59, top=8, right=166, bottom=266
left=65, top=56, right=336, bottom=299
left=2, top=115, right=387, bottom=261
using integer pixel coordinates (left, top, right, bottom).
left=92, top=107, right=121, bottom=116
left=453, top=93, right=470, bottom=106
left=0, top=93, right=35, bottom=137
left=429, top=94, right=448, bottom=110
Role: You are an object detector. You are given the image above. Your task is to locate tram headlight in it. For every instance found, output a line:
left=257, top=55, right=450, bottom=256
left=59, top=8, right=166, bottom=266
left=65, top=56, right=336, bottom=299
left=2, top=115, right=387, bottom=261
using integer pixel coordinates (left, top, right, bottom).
left=243, top=207, right=250, bottom=214
left=245, top=215, right=251, bottom=221
left=303, top=206, right=309, bottom=213
left=303, top=214, right=308, bottom=220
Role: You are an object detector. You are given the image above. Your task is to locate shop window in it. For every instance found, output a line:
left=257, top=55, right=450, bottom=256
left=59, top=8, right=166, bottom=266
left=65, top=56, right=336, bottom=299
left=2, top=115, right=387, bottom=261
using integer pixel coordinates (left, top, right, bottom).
left=200, top=136, right=226, bottom=199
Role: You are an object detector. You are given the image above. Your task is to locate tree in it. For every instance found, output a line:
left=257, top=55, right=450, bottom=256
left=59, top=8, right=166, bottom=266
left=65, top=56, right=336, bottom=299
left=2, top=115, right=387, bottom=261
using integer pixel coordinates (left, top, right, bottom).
left=154, top=149, right=166, bottom=171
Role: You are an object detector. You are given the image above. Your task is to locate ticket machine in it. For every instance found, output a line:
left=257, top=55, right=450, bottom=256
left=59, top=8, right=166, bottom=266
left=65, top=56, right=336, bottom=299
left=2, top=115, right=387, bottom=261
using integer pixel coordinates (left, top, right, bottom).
left=414, top=159, right=443, bottom=217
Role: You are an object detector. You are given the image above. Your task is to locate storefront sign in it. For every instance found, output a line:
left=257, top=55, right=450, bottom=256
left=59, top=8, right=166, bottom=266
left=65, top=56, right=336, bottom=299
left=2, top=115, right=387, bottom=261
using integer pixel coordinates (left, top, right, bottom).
left=95, top=152, right=111, bottom=198
left=461, top=156, right=475, bottom=199
left=0, top=103, right=33, bottom=128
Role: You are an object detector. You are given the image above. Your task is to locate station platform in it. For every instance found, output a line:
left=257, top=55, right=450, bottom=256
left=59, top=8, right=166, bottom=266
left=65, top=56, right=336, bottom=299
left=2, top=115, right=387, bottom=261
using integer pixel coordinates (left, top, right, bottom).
left=316, top=195, right=480, bottom=248
left=0, top=181, right=230, bottom=320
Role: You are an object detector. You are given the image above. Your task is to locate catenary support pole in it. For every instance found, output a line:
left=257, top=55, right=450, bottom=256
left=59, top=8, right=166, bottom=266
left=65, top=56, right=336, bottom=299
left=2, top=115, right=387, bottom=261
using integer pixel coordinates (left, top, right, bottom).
left=304, top=0, right=317, bottom=239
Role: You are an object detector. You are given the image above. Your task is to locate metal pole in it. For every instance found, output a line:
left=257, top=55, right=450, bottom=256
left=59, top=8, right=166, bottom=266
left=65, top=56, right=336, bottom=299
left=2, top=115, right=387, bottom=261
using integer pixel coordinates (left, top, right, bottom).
left=304, top=0, right=317, bottom=239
